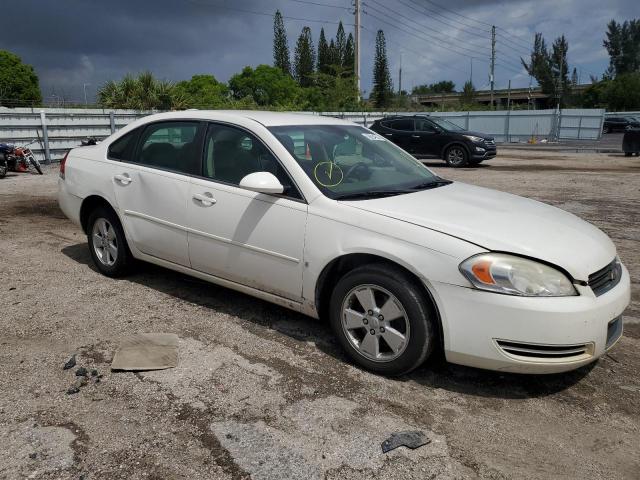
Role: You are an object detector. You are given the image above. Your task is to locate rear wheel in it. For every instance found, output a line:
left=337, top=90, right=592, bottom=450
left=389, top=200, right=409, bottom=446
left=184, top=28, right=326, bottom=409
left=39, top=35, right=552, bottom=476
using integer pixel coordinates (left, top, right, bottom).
left=329, top=264, right=436, bottom=376
left=87, top=207, right=133, bottom=277
left=445, top=145, right=469, bottom=167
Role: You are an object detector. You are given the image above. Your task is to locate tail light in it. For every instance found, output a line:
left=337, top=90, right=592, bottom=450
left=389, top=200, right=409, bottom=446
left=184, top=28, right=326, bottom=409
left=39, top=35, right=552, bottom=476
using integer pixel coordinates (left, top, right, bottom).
left=60, top=150, right=69, bottom=179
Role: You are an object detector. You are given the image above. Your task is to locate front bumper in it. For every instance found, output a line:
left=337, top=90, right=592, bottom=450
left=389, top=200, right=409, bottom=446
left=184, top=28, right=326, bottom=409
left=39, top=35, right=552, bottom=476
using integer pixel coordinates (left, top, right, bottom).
left=471, top=144, right=497, bottom=160
left=429, top=264, right=631, bottom=374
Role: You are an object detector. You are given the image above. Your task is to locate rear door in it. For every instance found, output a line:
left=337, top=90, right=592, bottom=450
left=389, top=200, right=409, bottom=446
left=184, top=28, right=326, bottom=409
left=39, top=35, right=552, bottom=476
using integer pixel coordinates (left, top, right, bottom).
left=382, top=118, right=415, bottom=152
left=112, top=120, right=205, bottom=267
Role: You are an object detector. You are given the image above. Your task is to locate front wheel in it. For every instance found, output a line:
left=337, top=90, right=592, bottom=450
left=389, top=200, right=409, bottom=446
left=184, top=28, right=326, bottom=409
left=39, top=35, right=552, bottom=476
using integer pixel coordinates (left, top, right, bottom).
left=329, top=264, right=437, bottom=376
left=28, top=156, right=43, bottom=175
left=87, top=207, right=133, bottom=277
left=445, top=145, right=469, bottom=167
left=0, top=163, right=6, bottom=178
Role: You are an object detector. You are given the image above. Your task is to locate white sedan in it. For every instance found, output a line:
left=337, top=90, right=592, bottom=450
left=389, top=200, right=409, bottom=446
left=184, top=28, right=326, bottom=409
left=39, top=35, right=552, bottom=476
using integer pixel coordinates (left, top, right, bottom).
left=58, top=111, right=630, bottom=375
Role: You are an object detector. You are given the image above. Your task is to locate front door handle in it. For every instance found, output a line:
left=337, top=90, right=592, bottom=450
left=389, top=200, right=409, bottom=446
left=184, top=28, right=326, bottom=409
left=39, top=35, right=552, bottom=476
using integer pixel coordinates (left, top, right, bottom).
left=411, top=135, right=421, bottom=138
left=113, top=173, right=132, bottom=185
left=384, top=133, right=393, bottom=136
left=193, top=192, right=216, bottom=207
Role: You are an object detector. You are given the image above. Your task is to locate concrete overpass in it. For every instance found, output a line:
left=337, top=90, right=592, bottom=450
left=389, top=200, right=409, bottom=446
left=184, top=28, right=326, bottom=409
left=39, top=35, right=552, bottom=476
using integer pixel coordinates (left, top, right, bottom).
left=411, top=84, right=591, bottom=109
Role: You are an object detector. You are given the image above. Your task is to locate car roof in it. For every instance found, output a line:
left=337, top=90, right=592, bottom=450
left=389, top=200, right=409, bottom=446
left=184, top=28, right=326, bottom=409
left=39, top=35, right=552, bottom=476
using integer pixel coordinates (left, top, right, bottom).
left=133, top=110, right=355, bottom=127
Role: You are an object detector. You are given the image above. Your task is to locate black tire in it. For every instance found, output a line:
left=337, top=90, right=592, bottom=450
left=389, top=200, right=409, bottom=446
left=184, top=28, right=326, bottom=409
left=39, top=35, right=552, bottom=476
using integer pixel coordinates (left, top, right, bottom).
left=87, top=207, right=133, bottom=277
left=603, top=125, right=610, bottom=134
left=0, top=164, right=6, bottom=178
left=329, top=264, right=437, bottom=376
left=29, top=157, right=43, bottom=175
left=444, top=145, right=469, bottom=167
left=625, top=152, right=633, bottom=157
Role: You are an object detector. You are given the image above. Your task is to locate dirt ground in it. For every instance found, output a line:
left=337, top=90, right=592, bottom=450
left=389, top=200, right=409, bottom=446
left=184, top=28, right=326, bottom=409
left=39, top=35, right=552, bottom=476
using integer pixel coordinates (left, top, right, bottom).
left=1, top=149, right=639, bottom=480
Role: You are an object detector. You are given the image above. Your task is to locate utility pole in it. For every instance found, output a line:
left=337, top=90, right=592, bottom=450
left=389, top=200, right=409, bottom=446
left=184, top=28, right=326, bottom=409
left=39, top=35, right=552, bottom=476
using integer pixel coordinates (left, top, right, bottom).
left=83, top=83, right=91, bottom=106
left=398, top=53, right=402, bottom=94
left=469, top=58, right=473, bottom=84
left=506, top=79, right=511, bottom=110
left=490, top=25, right=496, bottom=109
left=354, top=0, right=361, bottom=101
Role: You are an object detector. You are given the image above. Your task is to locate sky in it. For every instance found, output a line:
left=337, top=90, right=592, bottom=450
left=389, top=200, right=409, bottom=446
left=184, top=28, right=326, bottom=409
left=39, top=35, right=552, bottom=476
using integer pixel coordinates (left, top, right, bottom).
left=1, top=0, right=638, bottom=103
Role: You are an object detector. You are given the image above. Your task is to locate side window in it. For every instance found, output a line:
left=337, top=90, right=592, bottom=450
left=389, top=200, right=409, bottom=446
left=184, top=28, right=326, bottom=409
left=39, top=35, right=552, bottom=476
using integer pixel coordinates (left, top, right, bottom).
left=390, top=118, right=415, bottom=131
left=415, top=119, right=437, bottom=132
left=135, top=121, right=202, bottom=175
left=108, top=128, right=139, bottom=161
left=204, top=124, right=302, bottom=200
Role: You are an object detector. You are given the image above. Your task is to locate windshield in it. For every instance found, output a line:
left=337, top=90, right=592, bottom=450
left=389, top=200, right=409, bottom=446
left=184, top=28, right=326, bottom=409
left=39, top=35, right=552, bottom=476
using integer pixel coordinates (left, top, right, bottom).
left=268, top=125, right=444, bottom=199
left=430, top=117, right=465, bottom=131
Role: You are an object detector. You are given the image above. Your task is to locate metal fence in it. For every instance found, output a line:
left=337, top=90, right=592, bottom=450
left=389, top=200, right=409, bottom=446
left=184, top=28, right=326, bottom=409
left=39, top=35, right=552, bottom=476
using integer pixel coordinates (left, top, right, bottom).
left=0, top=107, right=606, bottom=163
left=317, top=109, right=605, bottom=143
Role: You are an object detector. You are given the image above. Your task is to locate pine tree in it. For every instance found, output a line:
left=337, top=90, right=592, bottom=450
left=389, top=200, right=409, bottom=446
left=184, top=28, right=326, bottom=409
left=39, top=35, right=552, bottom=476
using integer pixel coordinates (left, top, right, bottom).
left=344, top=33, right=355, bottom=74
left=335, top=21, right=347, bottom=67
left=273, top=10, right=291, bottom=75
left=317, top=28, right=329, bottom=74
left=372, top=30, right=393, bottom=108
left=328, top=39, right=339, bottom=70
left=294, top=26, right=316, bottom=87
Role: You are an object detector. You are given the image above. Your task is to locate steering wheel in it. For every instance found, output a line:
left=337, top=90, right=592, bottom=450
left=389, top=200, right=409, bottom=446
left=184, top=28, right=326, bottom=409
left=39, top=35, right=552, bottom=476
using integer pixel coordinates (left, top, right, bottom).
left=343, top=162, right=371, bottom=182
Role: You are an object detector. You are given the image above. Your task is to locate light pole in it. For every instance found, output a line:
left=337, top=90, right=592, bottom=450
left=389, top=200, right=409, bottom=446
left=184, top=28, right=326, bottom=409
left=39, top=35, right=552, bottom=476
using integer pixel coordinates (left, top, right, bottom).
left=83, top=83, right=91, bottom=106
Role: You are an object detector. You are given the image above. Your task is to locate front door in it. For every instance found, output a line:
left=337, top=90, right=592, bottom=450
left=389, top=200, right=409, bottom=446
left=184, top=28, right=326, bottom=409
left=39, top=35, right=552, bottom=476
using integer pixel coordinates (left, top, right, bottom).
left=413, top=118, right=441, bottom=156
left=186, top=122, right=307, bottom=301
left=112, top=120, right=204, bottom=267
left=381, top=118, right=415, bottom=153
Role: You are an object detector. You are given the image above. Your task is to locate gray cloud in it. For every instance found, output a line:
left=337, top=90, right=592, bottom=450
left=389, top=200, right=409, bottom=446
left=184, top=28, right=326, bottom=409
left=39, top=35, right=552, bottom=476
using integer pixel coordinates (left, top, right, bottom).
left=1, top=0, right=637, bottom=102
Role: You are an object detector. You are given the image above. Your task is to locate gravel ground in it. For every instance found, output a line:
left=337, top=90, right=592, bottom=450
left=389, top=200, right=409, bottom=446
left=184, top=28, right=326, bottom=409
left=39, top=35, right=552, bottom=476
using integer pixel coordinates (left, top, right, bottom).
left=1, top=149, right=639, bottom=480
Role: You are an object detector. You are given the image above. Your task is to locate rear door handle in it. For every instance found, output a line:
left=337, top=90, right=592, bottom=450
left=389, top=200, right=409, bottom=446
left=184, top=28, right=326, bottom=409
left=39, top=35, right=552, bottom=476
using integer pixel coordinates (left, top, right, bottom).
left=193, top=192, right=216, bottom=207
left=113, top=173, right=132, bottom=185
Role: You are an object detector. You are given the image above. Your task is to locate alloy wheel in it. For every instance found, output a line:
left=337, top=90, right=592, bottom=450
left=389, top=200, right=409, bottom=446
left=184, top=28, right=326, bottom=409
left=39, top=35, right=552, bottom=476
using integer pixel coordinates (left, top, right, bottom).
left=92, top=218, right=118, bottom=266
left=447, top=147, right=465, bottom=166
left=340, top=284, right=410, bottom=362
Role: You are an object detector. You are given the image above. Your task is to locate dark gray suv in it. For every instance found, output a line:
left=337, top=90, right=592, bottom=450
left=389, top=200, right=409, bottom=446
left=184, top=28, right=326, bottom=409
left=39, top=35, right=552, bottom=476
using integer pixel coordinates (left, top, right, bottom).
left=371, top=115, right=496, bottom=167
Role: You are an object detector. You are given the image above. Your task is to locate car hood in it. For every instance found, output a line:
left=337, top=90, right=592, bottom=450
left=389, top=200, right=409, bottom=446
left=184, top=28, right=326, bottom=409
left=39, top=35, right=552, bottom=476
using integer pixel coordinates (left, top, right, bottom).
left=344, top=182, right=615, bottom=280
left=454, top=130, right=494, bottom=140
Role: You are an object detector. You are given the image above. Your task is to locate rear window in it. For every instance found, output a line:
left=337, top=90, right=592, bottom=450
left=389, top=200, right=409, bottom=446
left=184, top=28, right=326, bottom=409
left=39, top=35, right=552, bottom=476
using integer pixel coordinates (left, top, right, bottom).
left=108, top=129, right=139, bottom=161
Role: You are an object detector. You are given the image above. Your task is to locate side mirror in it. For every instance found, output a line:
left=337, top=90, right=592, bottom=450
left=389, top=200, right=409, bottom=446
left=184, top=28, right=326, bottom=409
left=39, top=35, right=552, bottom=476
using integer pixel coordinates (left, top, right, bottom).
left=239, top=171, right=284, bottom=195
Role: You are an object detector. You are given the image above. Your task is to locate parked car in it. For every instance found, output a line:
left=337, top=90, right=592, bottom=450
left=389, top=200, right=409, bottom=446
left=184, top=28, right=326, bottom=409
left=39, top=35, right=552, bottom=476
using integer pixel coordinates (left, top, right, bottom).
left=370, top=114, right=496, bottom=167
left=58, top=111, right=629, bottom=376
left=603, top=116, right=640, bottom=133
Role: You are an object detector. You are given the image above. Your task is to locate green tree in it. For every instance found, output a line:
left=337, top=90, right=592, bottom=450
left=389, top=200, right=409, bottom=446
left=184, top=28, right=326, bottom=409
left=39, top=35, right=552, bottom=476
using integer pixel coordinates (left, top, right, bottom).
left=309, top=67, right=360, bottom=111
left=344, top=33, right=355, bottom=74
left=411, top=80, right=455, bottom=95
left=97, top=71, right=186, bottom=110
left=604, top=19, right=640, bottom=78
left=228, top=64, right=302, bottom=106
left=335, top=21, right=347, bottom=67
left=273, top=10, right=291, bottom=75
left=294, top=26, right=316, bottom=87
left=174, top=74, right=229, bottom=108
left=317, top=28, right=330, bottom=74
left=460, top=81, right=476, bottom=105
left=522, top=33, right=571, bottom=107
left=603, top=72, right=640, bottom=110
left=0, top=50, right=42, bottom=106
left=328, top=39, right=339, bottom=68
left=371, top=30, right=393, bottom=108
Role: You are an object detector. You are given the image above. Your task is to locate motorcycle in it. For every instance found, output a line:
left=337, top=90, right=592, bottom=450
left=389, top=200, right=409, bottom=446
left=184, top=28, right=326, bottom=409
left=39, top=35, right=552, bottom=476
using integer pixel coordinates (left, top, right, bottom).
left=1, top=140, right=43, bottom=175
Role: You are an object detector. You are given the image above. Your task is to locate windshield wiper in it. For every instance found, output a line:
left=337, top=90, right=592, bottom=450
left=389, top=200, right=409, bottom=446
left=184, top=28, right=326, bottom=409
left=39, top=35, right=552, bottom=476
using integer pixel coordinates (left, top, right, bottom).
left=335, top=189, right=414, bottom=200
left=410, top=179, right=453, bottom=190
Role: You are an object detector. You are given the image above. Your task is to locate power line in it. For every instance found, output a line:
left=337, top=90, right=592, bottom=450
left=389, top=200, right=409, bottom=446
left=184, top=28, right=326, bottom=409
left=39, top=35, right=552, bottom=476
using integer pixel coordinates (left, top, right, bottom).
left=184, top=0, right=351, bottom=25
left=283, top=0, right=351, bottom=11
left=368, top=0, right=491, bottom=52
left=407, top=0, right=491, bottom=31
left=361, top=25, right=469, bottom=76
left=363, top=5, right=486, bottom=60
left=420, top=0, right=493, bottom=27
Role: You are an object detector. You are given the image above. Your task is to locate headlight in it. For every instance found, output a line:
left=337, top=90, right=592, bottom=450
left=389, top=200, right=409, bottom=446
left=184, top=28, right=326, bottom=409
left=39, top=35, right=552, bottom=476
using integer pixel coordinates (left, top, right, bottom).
left=463, top=135, right=484, bottom=143
left=459, top=253, right=577, bottom=296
